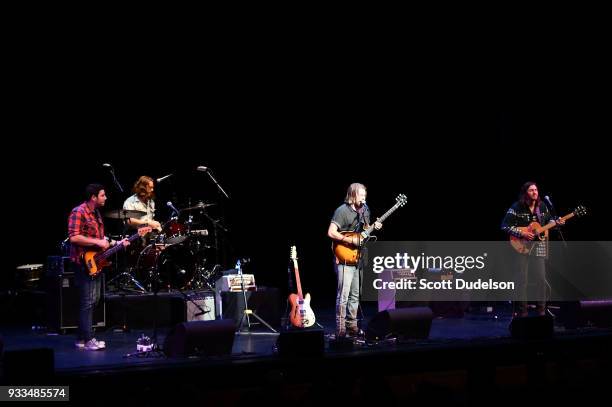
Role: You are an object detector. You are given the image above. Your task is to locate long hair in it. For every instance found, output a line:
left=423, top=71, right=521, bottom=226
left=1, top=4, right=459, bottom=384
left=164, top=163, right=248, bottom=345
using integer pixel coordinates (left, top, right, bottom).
left=133, top=176, right=155, bottom=201
left=519, top=181, right=539, bottom=208
left=344, top=183, right=366, bottom=205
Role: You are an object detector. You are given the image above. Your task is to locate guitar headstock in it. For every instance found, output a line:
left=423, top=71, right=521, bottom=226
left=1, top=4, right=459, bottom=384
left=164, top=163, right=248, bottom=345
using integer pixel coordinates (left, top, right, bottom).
left=573, top=205, right=588, bottom=217
left=138, top=226, right=152, bottom=236
left=396, top=194, right=407, bottom=207
left=290, top=245, right=298, bottom=260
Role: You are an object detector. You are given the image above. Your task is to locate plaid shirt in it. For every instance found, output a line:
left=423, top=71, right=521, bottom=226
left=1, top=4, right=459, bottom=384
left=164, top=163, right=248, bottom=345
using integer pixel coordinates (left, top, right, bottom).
left=68, top=202, right=105, bottom=264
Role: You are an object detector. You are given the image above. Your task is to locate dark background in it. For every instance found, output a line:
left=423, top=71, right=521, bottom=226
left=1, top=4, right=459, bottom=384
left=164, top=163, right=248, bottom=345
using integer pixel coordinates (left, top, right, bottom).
left=6, top=109, right=607, bottom=307
left=4, top=33, right=610, bottom=308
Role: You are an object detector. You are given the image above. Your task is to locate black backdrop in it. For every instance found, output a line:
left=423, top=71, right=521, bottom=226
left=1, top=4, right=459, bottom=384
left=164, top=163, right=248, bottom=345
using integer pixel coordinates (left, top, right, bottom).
left=6, top=106, right=607, bottom=307
left=4, top=35, right=610, bottom=306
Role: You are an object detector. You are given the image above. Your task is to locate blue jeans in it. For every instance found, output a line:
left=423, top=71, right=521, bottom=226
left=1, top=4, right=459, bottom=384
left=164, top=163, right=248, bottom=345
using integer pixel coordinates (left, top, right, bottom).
left=75, top=265, right=102, bottom=341
left=335, top=263, right=361, bottom=334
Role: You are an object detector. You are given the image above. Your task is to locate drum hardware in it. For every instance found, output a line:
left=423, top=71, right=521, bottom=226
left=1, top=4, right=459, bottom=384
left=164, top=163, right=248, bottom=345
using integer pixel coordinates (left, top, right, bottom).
left=15, top=264, right=44, bottom=290
left=104, top=209, right=147, bottom=220
left=106, top=235, right=147, bottom=294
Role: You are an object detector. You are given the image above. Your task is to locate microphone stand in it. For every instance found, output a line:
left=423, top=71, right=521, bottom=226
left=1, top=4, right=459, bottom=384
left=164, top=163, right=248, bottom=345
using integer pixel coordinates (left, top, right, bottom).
left=106, top=166, right=124, bottom=194
left=543, top=196, right=566, bottom=318
left=205, top=170, right=229, bottom=200
left=200, top=210, right=229, bottom=267
left=355, top=205, right=368, bottom=334
left=545, top=197, right=567, bottom=247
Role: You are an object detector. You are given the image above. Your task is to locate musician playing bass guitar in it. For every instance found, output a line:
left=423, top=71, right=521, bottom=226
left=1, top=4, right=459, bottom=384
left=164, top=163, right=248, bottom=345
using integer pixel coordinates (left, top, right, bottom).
left=327, top=183, right=382, bottom=338
left=68, top=184, right=130, bottom=351
left=501, top=181, right=565, bottom=317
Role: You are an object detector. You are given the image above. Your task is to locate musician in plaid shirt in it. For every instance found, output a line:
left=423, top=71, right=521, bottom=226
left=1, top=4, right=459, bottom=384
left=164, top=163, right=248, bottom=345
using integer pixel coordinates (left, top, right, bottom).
left=68, top=184, right=128, bottom=351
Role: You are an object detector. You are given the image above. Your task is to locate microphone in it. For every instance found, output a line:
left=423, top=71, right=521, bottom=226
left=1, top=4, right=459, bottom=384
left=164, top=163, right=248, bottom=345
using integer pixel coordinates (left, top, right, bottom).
left=167, top=201, right=180, bottom=215
left=544, top=195, right=559, bottom=218
left=197, top=166, right=208, bottom=172
left=544, top=195, right=553, bottom=207
left=156, top=173, right=173, bottom=183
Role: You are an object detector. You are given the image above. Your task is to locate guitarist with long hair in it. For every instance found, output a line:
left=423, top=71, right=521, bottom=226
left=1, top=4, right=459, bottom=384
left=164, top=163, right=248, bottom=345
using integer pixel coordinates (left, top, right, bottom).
left=327, top=183, right=382, bottom=338
left=501, top=181, right=565, bottom=317
left=68, top=184, right=130, bottom=351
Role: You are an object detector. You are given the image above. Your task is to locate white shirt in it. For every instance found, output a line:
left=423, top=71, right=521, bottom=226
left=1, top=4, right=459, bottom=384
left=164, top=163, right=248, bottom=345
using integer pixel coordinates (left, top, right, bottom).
left=123, top=194, right=156, bottom=223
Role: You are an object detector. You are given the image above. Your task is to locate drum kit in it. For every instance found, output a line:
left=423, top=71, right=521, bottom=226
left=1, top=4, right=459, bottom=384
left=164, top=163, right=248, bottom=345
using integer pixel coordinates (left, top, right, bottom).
left=14, top=264, right=44, bottom=290
left=104, top=201, right=222, bottom=293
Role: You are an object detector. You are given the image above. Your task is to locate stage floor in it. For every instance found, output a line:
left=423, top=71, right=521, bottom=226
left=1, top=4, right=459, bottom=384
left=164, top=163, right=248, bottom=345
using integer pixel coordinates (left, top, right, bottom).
left=3, top=304, right=612, bottom=404
left=0, top=304, right=575, bottom=372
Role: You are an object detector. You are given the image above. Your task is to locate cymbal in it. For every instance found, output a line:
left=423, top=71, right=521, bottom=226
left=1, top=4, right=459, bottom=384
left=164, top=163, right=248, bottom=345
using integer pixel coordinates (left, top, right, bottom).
left=17, top=264, right=43, bottom=270
left=181, top=202, right=216, bottom=211
left=104, top=209, right=147, bottom=219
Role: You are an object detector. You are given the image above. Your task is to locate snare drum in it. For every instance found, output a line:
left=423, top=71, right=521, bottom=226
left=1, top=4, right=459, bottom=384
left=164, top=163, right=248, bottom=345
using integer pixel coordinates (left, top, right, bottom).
left=164, top=219, right=188, bottom=245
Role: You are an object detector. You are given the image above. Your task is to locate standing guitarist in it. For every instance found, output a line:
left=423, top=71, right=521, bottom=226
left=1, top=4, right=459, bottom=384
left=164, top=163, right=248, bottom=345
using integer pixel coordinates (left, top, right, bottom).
left=327, top=183, right=381, bottom=338
left=501, top=182, right=564, bottom=317
left=68, top=184, right=129, bottom=350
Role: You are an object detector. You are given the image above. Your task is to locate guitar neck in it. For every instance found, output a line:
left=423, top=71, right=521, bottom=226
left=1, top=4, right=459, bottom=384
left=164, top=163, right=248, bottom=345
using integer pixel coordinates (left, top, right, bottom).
left=292, top=259, right=303, bottom=299
left=539, top=212, right=575, bottom=233
left=96, top=233, right=141, bottom=261
left=364, top=203, right=401, bottom=234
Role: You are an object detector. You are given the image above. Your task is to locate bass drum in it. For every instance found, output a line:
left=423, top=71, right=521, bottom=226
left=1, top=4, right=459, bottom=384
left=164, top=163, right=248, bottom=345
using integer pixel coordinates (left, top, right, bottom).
left=155, top=243, right=196, bottom=290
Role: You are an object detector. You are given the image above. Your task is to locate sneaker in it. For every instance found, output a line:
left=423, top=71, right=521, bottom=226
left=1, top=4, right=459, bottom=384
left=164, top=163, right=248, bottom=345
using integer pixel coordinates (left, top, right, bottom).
left=91, top=338, right=106, bottom=349
left=75, top=338, right=106, bottom=349
left=83, top=338, right=105, bottom=351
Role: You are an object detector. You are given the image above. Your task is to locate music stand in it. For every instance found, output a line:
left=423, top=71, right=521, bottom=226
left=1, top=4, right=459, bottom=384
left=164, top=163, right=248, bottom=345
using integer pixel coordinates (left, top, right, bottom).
left=235, top=259, right=277, bottom=335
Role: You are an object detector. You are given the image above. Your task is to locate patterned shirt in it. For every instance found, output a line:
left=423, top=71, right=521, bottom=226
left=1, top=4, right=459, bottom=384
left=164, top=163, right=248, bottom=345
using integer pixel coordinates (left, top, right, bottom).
left=68, top=202, right=105, bottom=264
left=501, top=201, right=552, bottom=257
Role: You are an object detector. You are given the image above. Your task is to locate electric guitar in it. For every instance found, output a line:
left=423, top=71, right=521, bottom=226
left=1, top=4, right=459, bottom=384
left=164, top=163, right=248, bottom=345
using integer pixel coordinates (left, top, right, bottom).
left=333, top=194, right=407, bottom=265
left=288, top=246, right=316, bottom=328
left=510, top=205, right=587, bottom=254
left=82, top=226, right=152, bottom=277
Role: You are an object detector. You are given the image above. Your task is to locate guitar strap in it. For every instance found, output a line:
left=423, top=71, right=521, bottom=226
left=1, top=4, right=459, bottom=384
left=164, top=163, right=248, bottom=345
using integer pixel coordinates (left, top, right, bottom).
left=535, top=203, right=545, bottom=225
